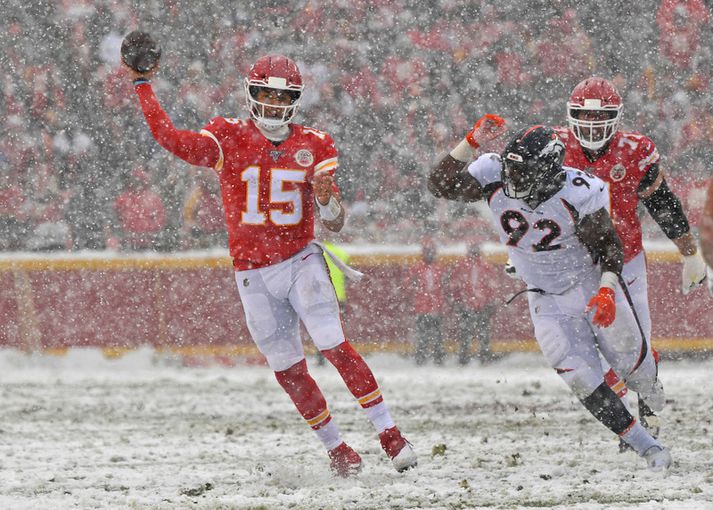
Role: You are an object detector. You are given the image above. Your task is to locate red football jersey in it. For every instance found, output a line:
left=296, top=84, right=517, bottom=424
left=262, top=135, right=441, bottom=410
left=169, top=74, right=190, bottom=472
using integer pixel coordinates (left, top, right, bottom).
left=135, top=83, right=338, bottom=269
left=555, top=128, right=660, bottom=262
left=201, top=118, right=338, bottom=270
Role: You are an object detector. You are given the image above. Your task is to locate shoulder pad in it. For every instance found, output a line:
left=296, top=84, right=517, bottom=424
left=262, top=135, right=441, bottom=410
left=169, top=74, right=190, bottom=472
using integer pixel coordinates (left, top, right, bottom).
left=299, top=125, right=331, bottom=141
left=562, top=168, right=609, bottom=215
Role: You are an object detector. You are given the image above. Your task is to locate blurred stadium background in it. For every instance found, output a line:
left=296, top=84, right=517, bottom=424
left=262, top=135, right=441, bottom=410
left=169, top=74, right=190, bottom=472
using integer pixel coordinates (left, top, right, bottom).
left=1, top=0, right=712, bottom=359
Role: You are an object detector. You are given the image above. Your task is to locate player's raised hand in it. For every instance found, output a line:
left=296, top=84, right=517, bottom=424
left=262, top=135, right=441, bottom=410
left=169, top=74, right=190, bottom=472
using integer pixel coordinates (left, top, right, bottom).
left=585, top=287, right=616, bottom=327
left=313, top=172, right=336, bottom=205
left=465, top=114, right=507, bottom=149
left=681, top=251, right=707, bottom=295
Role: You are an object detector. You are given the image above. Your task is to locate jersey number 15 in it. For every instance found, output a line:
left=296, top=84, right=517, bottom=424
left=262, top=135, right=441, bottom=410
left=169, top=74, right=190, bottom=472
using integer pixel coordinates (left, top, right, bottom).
left=241, top=166, right=306, bottom=226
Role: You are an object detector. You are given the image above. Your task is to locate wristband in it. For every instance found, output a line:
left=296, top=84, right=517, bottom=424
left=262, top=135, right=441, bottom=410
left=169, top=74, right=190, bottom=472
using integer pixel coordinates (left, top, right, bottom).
left=318, top=196, right=341, bottom=221
left=133, top=78, right=151, bottom=86
left=449, top=138, right=475, bottom=162
left=465, top=131, right=480, bottom=149
left=600, top=271, right=618, bottom=291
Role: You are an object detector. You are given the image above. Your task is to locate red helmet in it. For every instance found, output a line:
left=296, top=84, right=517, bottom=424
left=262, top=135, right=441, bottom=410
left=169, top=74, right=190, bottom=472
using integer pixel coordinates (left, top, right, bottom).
left=566, top=77, right=623, bottom=151
left=243, top=54, right=304, bottom=129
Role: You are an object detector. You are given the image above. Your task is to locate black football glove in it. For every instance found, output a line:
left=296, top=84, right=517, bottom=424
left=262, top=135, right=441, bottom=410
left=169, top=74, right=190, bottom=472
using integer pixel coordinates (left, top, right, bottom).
left=121, top=30, right=161, bottom=73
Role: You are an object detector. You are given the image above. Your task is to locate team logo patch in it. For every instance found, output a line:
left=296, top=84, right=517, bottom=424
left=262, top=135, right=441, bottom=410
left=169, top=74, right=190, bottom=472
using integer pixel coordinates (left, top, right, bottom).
left=270, top=150, right=283, bottom=162
left=610, top=164, right=626, bottom=182
left=295, top=149, right=314, bottom=167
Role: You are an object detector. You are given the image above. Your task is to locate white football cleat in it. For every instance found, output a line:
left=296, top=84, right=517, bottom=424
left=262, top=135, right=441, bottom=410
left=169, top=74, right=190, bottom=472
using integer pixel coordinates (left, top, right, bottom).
left=638, top=379, right=665, bottom=413
left=643, top=445, right=671, bottom=472
left=379, top=426, right=417, bottom=472
left=391, top=441, right=417, bottom=472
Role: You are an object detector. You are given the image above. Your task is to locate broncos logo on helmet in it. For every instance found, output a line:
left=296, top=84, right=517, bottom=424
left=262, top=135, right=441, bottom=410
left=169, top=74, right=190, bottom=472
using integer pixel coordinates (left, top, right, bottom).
left=501, top=125, right=566, bottom=204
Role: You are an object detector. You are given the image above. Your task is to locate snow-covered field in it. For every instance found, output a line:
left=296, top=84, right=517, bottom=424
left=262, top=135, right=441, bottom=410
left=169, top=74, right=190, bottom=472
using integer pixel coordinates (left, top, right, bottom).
left=1, top=349, right=712, bottom=510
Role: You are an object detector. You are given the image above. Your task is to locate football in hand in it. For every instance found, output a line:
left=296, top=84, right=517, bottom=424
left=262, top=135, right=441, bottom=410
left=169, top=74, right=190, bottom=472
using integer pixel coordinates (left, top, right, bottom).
left=121, top=30, right=161, bottom=73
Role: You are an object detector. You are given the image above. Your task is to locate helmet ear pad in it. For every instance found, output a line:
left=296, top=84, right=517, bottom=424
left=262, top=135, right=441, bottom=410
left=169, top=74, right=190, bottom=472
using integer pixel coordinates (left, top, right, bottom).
left=501, top=126, right=566, bottom=202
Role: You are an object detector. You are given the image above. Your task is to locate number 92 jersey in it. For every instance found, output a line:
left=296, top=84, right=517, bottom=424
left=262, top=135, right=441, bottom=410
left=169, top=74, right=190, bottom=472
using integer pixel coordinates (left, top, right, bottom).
left=468, top=153, right=610, bottom=294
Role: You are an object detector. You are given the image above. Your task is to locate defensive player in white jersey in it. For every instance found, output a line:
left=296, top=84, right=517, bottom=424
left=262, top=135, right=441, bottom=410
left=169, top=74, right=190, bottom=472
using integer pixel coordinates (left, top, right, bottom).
left=429, top=116, right=671, bottom=471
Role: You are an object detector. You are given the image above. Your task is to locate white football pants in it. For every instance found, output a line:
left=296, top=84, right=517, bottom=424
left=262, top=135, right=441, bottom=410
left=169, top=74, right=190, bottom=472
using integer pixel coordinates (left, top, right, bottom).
left=528, top=265, right=657, bottom=400
left=235, top=243, right=345, bottom=371
left=619, top=252, right=652, bottom=344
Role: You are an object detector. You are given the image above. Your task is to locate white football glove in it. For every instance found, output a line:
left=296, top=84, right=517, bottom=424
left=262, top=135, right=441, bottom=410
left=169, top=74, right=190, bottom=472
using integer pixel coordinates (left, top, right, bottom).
left=681, top=251, right=707, bottom=295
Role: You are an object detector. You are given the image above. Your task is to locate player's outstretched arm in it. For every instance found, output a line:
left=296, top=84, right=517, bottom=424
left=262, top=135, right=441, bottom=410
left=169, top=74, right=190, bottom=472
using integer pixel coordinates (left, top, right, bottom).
left=578, top=208, right=624, bottom=328
left=128, top=70, right=221, bottom=169
left=121, top=31, right=220, bottom=169
left=428, top=114, right=506, bottom=202
left=313, top=172, right=345, bottom=232
left=577, top=207, right=624, bottom=277
left=639, top=167, right=706, bottom=294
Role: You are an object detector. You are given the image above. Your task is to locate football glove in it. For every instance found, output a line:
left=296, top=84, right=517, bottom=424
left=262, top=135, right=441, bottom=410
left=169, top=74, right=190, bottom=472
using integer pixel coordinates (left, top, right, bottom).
left=465, top=114, right=507, bottom=149
left=121, top=30, right=161, bottom=73
left=681, top=251, right=707, bottom=295
left=585, top=287, right=616, bottom=327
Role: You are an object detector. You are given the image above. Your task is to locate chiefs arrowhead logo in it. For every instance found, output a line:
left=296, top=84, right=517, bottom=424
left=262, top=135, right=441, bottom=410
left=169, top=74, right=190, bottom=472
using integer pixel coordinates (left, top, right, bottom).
left=610, top=164, right=626, bottom=182
left=295, top=149, right=314, bottom=167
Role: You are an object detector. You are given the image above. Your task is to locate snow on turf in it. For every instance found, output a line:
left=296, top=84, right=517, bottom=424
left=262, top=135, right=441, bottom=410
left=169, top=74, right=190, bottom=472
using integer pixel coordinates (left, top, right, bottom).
left=0, top=349, right=711, bottom=509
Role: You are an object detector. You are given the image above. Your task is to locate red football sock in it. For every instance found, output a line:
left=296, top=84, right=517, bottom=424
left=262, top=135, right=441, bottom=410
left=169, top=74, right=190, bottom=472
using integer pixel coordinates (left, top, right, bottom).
left=322, top=341, right=384, bottom=408
left=274, top=359, right=331, bottom=430
left=604, top=367, right=628, bottom=399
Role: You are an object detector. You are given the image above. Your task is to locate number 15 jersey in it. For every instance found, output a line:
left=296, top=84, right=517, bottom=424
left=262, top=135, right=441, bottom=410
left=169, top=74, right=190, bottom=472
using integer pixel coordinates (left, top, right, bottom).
left=467, top=153, right=611, bottom=294
left=201, top=117, right=339, bottom=270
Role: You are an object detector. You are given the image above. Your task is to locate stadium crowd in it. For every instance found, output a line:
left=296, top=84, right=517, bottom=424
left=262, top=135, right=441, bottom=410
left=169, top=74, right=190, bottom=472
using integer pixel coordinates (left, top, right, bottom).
left=0, top=0, right=712, bottom=251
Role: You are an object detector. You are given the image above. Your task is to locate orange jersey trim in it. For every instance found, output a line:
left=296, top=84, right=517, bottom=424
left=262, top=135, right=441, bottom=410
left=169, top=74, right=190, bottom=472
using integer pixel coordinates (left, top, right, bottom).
left=199, top=129, right=224, bottom=172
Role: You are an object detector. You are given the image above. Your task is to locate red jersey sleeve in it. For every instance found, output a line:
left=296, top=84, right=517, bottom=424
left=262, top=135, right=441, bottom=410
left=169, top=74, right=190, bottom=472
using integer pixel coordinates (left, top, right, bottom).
left=134, top=83, right=220, bottom=169
left=310, top=130, right=340, bottom=196
left=199, top=116, right=238, bottom=172
left=633, top=135, right=660, bottom=178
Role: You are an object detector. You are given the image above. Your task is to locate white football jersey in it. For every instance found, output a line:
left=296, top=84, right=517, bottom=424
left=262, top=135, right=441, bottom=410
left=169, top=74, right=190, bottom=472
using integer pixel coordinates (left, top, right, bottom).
left=468, top=153, right=610, bottom=294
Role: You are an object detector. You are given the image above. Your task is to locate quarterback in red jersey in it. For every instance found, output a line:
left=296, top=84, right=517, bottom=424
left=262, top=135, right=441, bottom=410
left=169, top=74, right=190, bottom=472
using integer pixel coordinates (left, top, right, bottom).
left=557, top=77, right=708, bottom=446
left=125, top=54, right=416, bottom=476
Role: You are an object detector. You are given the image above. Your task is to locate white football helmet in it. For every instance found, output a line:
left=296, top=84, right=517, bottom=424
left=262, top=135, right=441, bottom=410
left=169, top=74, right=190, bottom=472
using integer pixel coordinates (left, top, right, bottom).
left=567, top=77, right=623, bottom=151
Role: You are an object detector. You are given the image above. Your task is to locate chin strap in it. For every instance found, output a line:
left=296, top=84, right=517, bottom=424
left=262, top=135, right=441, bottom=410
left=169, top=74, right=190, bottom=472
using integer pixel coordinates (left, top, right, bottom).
left=256, top=123, right=290, bottom=142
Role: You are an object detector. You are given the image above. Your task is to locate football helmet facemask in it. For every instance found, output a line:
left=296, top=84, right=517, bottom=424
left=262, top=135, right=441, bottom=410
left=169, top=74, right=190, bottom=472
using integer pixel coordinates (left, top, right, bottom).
left=567, top=77, right=622, bottom=151
left=501, top=125, right=566, bottom=203
left=244, top=54, right=303, bottom=130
